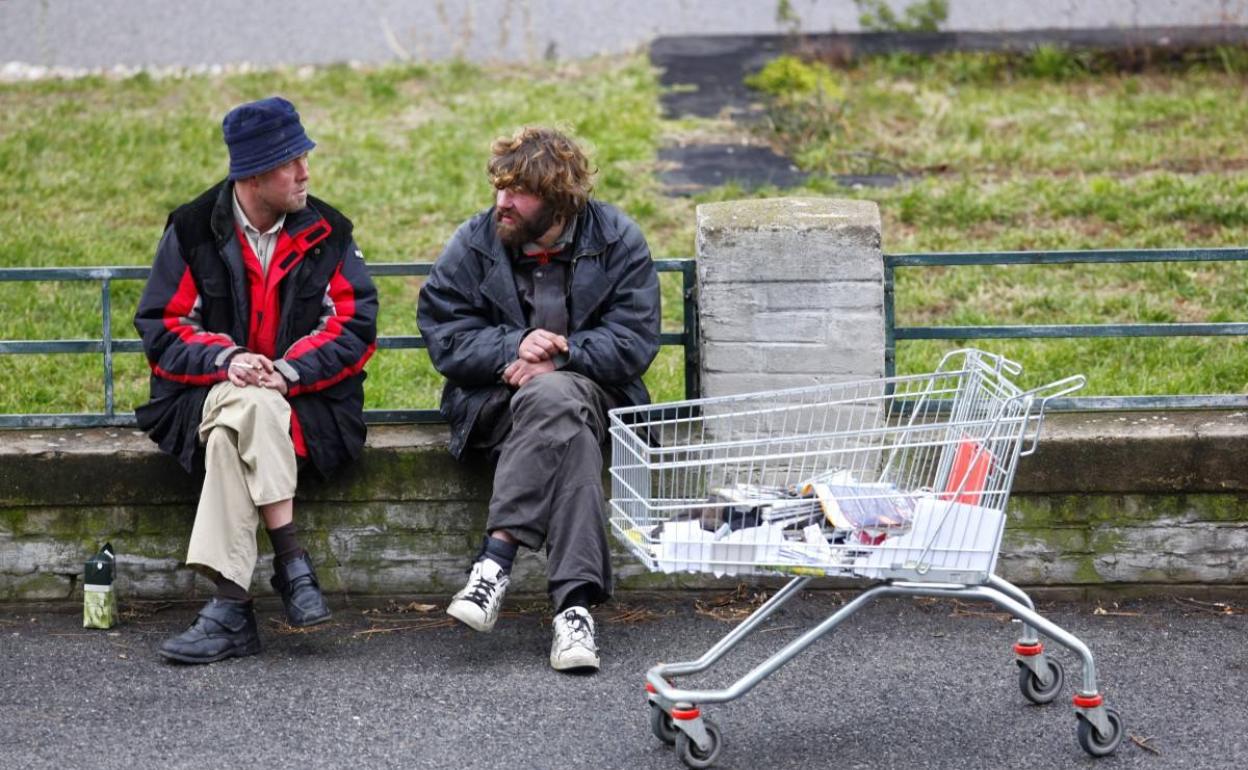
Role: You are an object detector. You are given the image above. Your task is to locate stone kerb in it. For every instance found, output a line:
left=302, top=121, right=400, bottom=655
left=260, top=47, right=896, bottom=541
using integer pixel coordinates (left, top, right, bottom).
left=695, top=197, right=884, bottom=397
left=0, top=426, right=725, bottom=600
left=3, top=412, right=1248, bottom=600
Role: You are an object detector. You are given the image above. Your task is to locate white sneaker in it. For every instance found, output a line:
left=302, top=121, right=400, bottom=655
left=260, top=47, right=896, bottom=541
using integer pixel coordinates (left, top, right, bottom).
left=550, top=606, right=600, bottom=673
left=446, top=558, right=509, bottom=632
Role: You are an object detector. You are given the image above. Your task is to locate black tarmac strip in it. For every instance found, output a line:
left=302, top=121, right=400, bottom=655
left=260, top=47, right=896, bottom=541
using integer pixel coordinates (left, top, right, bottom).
left=2, top=592, right=1245, bottom=769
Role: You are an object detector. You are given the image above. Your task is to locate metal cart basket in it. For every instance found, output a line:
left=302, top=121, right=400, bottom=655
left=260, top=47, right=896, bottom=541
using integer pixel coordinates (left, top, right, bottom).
left=609, top=349, right=1123, bottom=768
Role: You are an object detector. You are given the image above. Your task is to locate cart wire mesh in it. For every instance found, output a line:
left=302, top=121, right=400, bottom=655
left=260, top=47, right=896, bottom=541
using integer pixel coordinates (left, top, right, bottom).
left=609, top=349, right=1084, bottom=585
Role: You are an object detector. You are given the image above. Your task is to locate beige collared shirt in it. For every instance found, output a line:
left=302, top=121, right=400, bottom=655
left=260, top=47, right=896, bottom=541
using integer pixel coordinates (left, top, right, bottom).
left=232, top=189, right=285, bottom=274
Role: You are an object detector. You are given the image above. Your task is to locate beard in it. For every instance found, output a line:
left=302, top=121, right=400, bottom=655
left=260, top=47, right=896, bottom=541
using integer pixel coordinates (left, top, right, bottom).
left=495, top=200, right=556, bottom=248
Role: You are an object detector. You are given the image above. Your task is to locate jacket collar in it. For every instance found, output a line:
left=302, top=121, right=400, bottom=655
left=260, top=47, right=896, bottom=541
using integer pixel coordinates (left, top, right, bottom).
left=568, top=250, right=609, bottom=332
left=207, top=181, right=333, bottom=326
left=464, top=200, right=620, bottom=263
left=477, top=228, right=525, bottom=327
left=465, top=201, right=620, bottom=328
left=209, top=179, right=331, bottom=251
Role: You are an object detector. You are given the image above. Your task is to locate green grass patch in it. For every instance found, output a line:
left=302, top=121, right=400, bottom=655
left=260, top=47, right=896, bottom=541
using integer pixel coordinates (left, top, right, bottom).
left=3, top=49, right=1247, bottom=418
left=743, top=52, right=1248, bottom=397
left=0, top=56, right=697, bottom=415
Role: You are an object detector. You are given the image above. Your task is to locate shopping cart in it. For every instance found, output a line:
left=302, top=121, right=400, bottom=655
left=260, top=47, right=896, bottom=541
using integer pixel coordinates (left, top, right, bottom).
left=609, top=349, right=1122, bottom=768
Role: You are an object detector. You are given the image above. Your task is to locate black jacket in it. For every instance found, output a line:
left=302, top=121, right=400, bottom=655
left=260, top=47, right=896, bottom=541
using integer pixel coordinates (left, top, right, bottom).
left=417, top=200, right=661, bottom=458
left=133, top=180, right=378, bottom=476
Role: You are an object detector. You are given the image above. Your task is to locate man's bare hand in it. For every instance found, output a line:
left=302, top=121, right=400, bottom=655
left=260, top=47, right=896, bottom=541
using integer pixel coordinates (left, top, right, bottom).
left=226, top=352, right=275, bottom=388
left=518, top=329, right=568, bottom=363
left=503, top=358, right=556, bottom=388
left=257, top=369, right=289, bottom=395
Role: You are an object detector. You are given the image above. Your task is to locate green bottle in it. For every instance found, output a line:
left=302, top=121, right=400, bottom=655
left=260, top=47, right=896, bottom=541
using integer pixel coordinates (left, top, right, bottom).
left=83, top=543, right=117, bottom=629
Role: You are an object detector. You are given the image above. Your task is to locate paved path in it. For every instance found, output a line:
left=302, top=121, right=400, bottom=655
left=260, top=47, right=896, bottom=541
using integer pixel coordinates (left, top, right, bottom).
left=0, top=1, right=1237, bottom=70
left=2, top=590, right=1244, bottom=769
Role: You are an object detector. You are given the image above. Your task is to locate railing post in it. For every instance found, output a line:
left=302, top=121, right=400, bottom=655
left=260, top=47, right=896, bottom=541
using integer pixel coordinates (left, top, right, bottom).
left=884, top=257, right=896, bottom=383
left=695, top=197, right=885, bottom=396
left=682, top=260, right=700, bottom=399
left=101, top=278, right=115, bottom=417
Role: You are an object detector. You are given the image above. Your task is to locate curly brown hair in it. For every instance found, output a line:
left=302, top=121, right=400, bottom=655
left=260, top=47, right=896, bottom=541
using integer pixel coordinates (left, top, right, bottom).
left=487, top=127, right=595, bottom=221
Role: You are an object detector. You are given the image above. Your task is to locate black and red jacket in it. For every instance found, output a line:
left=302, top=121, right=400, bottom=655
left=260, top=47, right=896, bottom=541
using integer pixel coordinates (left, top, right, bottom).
left=134, top=180, right=378, bottom=476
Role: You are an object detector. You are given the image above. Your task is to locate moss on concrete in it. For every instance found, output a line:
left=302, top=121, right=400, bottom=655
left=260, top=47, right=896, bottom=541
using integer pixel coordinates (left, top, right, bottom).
left=108, top=535, right=188, bottom=562
left=304, top=447, right=492, bottom=503
left=1011, top=494, right=1248, bottom=528
left=1002, top=527, right=1089, bottom=554
left=0, top=507, right=23, bottom=534
left=1072, top=556, right=1105, bottom=584
left=1192, top=494, right=1248, bottom=522
left=1087, top=529, right=1127, bottom=559
left=2, top=571, right=72, bottom=600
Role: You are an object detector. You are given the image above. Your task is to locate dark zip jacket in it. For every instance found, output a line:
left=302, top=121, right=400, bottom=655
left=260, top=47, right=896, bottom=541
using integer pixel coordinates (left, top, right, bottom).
left=417, top=199, right=661, bottom=458
left=133, top=180, right=378, bottom=476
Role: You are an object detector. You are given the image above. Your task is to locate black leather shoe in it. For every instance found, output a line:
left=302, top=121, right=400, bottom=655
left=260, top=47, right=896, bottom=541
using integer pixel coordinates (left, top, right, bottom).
left=271, top=552, right=332, bottom=627
left=159, top=597, right=260, bottom=664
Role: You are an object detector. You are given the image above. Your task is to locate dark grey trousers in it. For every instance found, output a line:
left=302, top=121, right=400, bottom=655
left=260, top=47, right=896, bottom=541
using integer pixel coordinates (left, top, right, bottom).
left=472, top=371, right=617, bottom=610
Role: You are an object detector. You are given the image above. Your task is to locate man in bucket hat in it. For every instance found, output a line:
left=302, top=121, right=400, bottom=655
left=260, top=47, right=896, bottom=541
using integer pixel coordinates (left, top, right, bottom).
left=135, top=97, right=378, bottom=663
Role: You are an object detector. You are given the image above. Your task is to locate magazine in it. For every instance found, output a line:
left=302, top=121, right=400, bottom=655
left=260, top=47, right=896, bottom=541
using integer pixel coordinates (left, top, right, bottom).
left=808, top=481, right=915, bottom=531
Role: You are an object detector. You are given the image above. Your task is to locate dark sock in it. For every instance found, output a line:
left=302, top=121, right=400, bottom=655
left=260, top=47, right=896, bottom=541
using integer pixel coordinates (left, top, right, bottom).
left=214, top=573, right=251, bottom=602
left=266, top=522, right=303, bottom=565
left=557, top=584, right=596, bottom=613
left=481, top=535, right=518, bottom=573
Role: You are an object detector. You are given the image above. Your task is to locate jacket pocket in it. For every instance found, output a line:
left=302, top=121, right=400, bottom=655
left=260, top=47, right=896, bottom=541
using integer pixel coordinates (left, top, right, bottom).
left=195, top=276, right=235, bottom=333
left=197, top=275, right=230, bottom=298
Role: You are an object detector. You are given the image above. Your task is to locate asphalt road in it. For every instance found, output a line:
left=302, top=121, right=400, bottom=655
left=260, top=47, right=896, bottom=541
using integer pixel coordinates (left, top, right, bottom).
left=1, top=1, right=1236, bottom=70
left=2, top=590, right=1245, bottom=769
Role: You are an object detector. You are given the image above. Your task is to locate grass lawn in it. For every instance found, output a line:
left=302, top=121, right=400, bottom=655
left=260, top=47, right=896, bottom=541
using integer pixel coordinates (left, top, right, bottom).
left=738, top=52, right=1248, bottom=393
left=0, top=56, right=696, bottom=415
left=1, top=50, right=1246, bottom=417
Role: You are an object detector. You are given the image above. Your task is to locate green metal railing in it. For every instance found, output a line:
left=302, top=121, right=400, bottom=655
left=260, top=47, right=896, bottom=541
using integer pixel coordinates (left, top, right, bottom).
left=0, top=259, right=700, bottom=429
left=884, top=247, right=1248, bottom=410
left=6, top=247, right=1244, bottom=428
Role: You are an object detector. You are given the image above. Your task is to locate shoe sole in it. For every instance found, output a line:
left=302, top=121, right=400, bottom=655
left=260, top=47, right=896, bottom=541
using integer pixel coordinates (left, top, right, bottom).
left=287, top=609, right=332, bottom=628
left=446, top=601, right=495, bottom=633
left=159, top=640, right=262, bottom=665
left=551, top=654, right=600, bottom=673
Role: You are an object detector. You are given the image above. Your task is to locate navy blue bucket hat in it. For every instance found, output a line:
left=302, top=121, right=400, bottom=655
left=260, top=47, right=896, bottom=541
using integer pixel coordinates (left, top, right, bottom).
left=222, top=96, right=316, bottom=180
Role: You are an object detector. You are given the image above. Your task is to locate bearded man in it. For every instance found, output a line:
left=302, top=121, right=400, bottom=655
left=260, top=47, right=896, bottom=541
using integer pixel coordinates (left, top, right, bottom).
left=417, top=127, right=660, bottom=672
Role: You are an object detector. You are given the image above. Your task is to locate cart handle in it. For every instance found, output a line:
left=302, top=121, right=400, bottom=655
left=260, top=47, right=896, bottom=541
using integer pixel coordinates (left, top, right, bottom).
left=1018, top=374, right=1086, bottom=456
left=935, top=348, right=1022, bottom=378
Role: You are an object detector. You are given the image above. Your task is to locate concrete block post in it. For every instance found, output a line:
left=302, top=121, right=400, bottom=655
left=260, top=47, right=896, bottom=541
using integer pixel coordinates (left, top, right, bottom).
left=694, top=197, right=884, bottom=397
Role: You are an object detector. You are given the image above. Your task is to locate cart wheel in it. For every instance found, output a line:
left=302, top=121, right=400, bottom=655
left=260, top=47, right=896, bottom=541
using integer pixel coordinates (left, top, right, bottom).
left=650, top=703, right=679, bottom=746
left=1018, top=657, right=1065, bottom=704
left=675, top=718, right=722, bottom=769
left=1076, top=707, right=1125, bottom=757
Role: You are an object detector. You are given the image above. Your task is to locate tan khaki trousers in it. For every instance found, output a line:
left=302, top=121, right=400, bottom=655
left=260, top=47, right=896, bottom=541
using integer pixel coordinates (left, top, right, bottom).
left=185, top=382, right=297, bottom=589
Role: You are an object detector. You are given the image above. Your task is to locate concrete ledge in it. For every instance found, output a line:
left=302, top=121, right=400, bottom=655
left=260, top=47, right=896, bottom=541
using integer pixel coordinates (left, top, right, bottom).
left=2, top=411, right=1247, bottom=600
left=1016, top=410, right=1248, bottom=492
left=0, top=425, right=730, bottom=600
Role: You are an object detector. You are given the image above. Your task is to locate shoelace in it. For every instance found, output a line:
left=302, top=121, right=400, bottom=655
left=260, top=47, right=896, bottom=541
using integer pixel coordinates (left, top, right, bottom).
left=463, top=574, right=498, bottom=608
left=558, top=610, right=594, bottom=646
